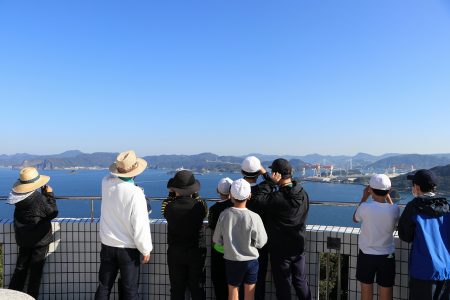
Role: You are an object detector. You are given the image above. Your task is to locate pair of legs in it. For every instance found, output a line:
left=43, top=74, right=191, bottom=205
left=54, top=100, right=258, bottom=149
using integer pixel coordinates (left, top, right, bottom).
left=357, top=250, right=395, bottom=300
left=409, top=277, right=450, bottom=300
left=255, top=245, right=269, bottom=300
left=211, top=247, right=228, bottom=300
left=225, top=259, right=259, bottom=300
left=167, top=246, right=206, bottom=300
left=360, top=283, right=392, bottom=300
left=270, top=251, right=311, bottom=300
left=95, top=244, right=141, bottom=300
left=228, top=283, right=255, bottom=300
left=9, top=244, right=49, bottom=298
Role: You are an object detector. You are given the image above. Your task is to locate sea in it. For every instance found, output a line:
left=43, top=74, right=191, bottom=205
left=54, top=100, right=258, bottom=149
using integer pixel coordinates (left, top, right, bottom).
left=0, top=168, right=410, bottom=227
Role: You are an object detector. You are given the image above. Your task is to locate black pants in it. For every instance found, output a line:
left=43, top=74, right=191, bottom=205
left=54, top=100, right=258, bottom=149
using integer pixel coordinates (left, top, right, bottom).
left=167, top=245, right=206, bottom=300
left=410, top=277, right=450, bottom=300
left=211, top=248, right=228, bottom=300
left=255, top=245, right=269, bottom=300
left=270, top=252, right=311, bottom=300
left=95, top=244, right=141, bottom=300
left=9, top=244, right=49, bottom=298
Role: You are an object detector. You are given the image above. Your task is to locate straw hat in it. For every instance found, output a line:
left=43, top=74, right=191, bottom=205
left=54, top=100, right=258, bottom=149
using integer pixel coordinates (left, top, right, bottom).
left=12, top=167, right=50, bottom=194
left=109, top=150, right=148, bottom=178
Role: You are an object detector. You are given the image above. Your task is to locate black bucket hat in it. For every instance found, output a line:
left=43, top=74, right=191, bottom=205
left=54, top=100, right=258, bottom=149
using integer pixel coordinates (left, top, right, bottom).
left=167, top=170, right=201, bottom=196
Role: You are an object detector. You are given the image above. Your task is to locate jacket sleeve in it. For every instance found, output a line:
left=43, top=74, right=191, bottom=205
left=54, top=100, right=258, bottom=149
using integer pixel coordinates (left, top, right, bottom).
left=130, top=191, right=153, bottom=256
left=196, top=198, right=208, bottom=220
left=251, top=174, right=274, bottom=212
left=252, top=215, right=268, bottom=249
left=398, top=201, right=416, bottom=243
left=161, top=198, right=172, bottom=219
left=208, top=205, right=217, bottom=229
left=40, top=191, right=59, bottom=220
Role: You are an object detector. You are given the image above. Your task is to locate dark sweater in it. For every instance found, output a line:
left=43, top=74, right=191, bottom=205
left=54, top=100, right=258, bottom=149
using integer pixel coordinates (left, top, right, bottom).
left=253, top=174, right=309, bottom=256
left=208, top=199, right=233, bottom=231
left=14, top=191, right=58, bottom=248
left=162, top=195, right=208, bottom=248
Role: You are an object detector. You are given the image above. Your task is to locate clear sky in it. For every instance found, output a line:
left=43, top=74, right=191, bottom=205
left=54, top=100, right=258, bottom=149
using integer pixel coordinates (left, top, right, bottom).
left=1, top=1, right=450, bottom=156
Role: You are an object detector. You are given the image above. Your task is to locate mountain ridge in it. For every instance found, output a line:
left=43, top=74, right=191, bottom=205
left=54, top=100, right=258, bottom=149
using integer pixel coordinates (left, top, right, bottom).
left=2, top=151, right=450, bottom=172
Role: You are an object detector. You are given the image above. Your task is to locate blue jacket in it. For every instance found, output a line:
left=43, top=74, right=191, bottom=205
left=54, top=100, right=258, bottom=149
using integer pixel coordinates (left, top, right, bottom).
left=398, top=196, right=450, bottom=280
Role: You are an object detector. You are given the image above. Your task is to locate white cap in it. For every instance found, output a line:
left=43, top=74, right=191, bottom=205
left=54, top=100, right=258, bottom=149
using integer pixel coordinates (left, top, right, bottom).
left=230, top=178, right=251, bottom=201
left=241, top=156, right=262, bottom=177
left=369, top=174, right=391, bottom=191
left=217, top=177, right=233, bottom=195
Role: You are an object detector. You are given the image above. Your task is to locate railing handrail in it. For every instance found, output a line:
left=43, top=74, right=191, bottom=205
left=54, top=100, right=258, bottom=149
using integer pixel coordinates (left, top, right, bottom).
left=0, top=195, right=406, bottom=208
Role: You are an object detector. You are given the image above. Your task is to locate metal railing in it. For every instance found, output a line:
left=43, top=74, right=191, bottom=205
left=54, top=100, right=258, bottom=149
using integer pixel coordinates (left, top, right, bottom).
left=0, top=196, right=406, bottom=224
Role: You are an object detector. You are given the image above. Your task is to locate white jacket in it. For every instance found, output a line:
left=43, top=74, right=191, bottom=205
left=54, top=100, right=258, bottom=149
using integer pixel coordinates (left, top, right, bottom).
left=99, top=175, right=153, bottom=255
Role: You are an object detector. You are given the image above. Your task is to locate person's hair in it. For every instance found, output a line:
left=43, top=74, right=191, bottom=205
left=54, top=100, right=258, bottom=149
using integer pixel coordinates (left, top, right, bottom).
left=371, top=188, right=389, bottom=196
left=232, top=196, right=250, bottom=203
left=414, top=182, right=437, bottom=193
left=233, top=198, right=246, bottom=203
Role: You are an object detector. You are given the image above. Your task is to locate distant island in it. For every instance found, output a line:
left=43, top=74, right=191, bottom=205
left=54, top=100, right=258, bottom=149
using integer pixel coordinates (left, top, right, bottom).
left=2, top=150, right=450, bottom=195
left=1, top=150, right=450, bottom=180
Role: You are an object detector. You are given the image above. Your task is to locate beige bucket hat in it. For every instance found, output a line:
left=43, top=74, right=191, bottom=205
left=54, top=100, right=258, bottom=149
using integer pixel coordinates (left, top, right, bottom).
left=109, top=150, right=148, bottom=178
left=12, top=167, right=50, bottom=194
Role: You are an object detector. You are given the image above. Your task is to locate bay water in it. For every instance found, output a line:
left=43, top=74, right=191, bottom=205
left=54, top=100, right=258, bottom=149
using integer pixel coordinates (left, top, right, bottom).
left=0, top=168, right=409, bottom=226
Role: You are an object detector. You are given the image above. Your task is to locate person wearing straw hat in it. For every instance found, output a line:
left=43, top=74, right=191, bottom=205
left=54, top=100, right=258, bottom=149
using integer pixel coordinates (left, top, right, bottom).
left=95, top=150, right=153, bottom=300
left=7, top=167, right=58, bottom=298
left=161, top=170, right=208, bottom=300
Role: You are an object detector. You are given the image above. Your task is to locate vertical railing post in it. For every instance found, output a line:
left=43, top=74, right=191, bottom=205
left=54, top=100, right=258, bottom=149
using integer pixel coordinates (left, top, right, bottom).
left=90, top=199, right=94, bottom=223
left=317, top=253, right=321, bottom=299
left=337, top=254, right=341, bottom=299
left=326, top=253, right=330, bottom=300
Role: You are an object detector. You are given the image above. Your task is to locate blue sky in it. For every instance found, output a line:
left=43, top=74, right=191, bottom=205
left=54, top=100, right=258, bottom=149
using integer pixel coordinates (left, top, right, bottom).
left=1, top=1, right=450, bottom=156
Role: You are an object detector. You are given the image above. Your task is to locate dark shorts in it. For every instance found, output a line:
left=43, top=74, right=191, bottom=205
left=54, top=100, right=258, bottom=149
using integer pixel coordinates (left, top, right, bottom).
left=225, top=259, right=259, bottom=287
left=356, top=250, right=396, bottom=287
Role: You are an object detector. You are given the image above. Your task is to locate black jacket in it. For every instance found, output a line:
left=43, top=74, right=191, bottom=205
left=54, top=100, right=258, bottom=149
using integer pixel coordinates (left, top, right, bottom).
left=208, top=199, right=233, bottom=231
left=162, top=195, right=208, bottom=248
left=253, top=174, right=309, bottom=256
left=246, top=184, right=267, bottom=223
left=14, top=190, right=58, bottom=248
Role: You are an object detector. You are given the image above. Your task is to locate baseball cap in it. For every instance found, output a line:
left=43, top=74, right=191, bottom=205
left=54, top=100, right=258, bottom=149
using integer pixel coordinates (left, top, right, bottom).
left=407, top=169, right=437, bottom=190
left=217, top=177, right=233, bottom=195
left=369, top=174, right=391, bottom=191
left=269, top=158, right=293, bottom=178
left=230, top=178, right=251, bottom=201
left=241, top=156, right=262, bottom=178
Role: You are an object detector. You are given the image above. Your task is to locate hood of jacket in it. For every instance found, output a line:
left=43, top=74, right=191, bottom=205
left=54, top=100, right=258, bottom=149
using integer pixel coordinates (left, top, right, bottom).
left=414, top=196, right=449, bottom=217
left=7, top=190, right=35, bottom=205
